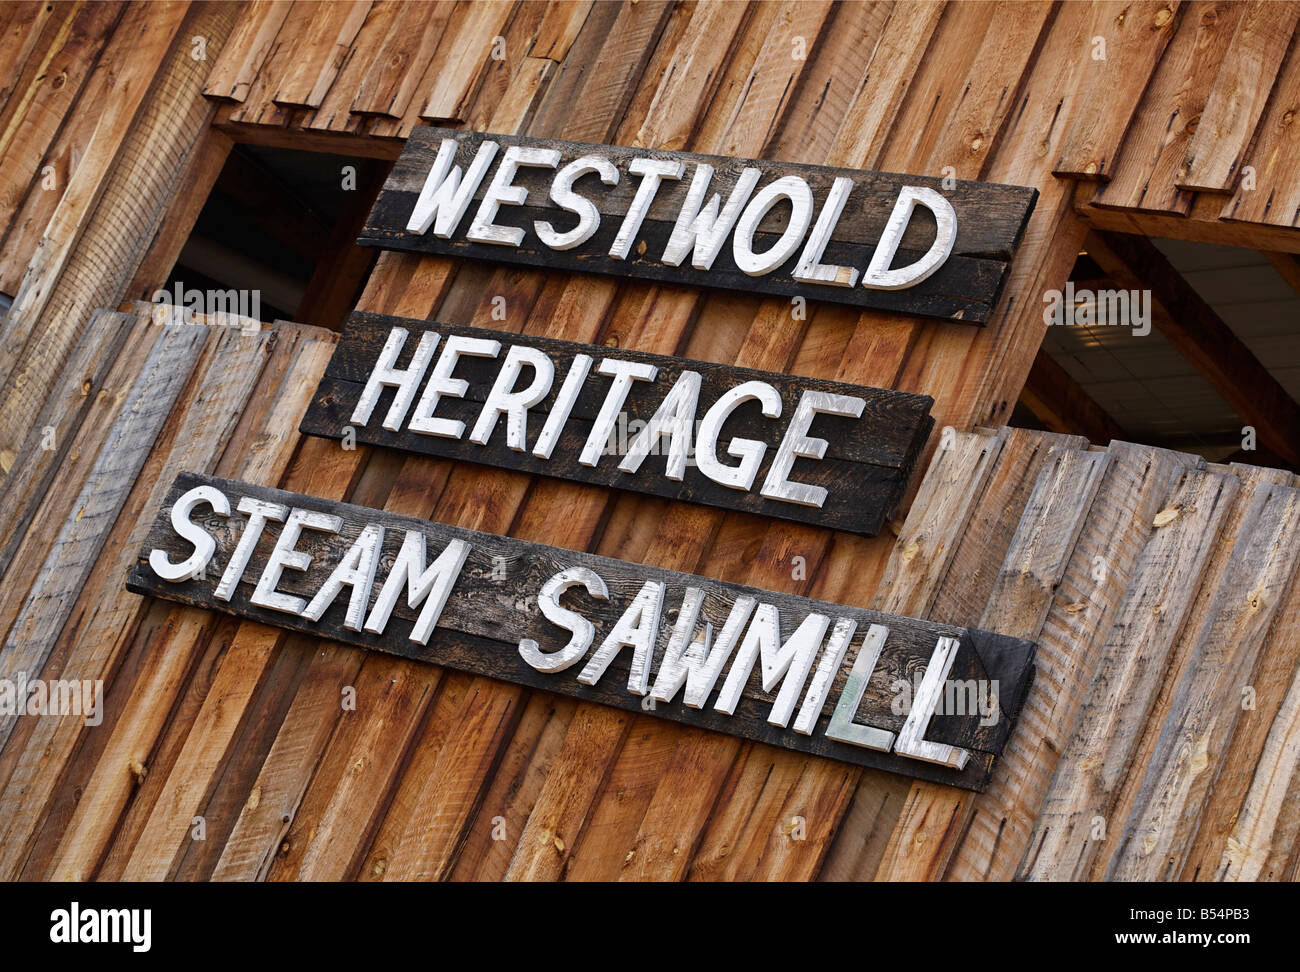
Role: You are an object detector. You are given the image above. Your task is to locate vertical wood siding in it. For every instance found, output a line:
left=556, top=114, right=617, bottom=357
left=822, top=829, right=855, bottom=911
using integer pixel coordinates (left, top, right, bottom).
left=1, top=0, right=1298, bottom=881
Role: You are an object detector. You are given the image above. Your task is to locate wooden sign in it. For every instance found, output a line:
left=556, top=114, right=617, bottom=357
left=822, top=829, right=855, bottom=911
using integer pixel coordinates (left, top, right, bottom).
left=127, top=473, right=1036, bottom=790
left=359, top=127, right=1038, bottom=324
left=300, top=312, right=933, bottom=536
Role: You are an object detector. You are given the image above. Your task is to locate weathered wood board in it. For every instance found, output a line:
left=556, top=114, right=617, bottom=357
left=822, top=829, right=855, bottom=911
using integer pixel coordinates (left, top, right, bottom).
left=357, top=127, right=1039, bottom=323
left=299, top=312, right=934, bottom=535
left=127, top=473, right=1035, bottom=790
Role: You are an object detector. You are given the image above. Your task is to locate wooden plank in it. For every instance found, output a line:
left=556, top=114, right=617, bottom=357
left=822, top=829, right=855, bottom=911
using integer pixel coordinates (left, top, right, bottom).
left=698, top=1, right=837, bottom=161
left=303, top=0, right=403, bottom=132
left=124, top=129, right=234, bottom=303
left=463, top=0, right=549, bottom=133
left=896, top=0, right=1056, bottom=180
left=870, top=433, right=1098, bottom=882
left=0, top=0, right=79, bottom=153
left=1265, top=250, right=1300, bottom=299
left=1089, top=0, right=1245, bottom=213
left=26, top=323, right=327, bottom=882
left=117, top=624, right=280, bottom=880
left=1177, top=2, right=1300, bottom=193
left=1089, top=230, right=1300, bottom=466
left=1108, top=479, right=1300, bottom=880
left=1181, top=529, right=1300, bottom=880
left=128, top=472, right=1034, bottom=791
left=0, top=2, right=124, bottom=225
left=269, top=0, right=371, bottom=109
left=0, top=324, right=208, bottom=748
left=1017, top=465, right=1236, bottom=880
left=67, top=326, right=338, bottom=880
left=1217, top=613, right=1300, bottom=880
left=224, top=0, right=319, bottom=127
left=0, top=0, right=194, bottom=474
left=768, top=0, right=897, bottom=166
left=201, top=0, right=292, bottom=103
left=1020, top=349, right=1127, bottom=445
left=816, top=428, right=1007, bottom=881
left=0, top=310, right=134, bottom=573
left=420, top=0, right=517, bottom=122
left=0, top=2, right=60, bottom=119
left=200, top=261, right=464, bottom=885
left=526, top=0, right=675, bottom=145
left=1076, top=462, right=1293, bottom=880
left=948, top=441, right=1197, bottom=881
left=1219, top=26, right=1300, bottom=227
left=349, top=1, right=453, bottom=118
left=1076, top=184, right=1300, bottom=254
left=362, top=127, right=1039, bottom=324
left=301, top=313, right=933, bottom=535
left=825, top=1, right=946, bottom=169
left=632, top=0, right=755, bottom=153
left=1052, top=1, right=1182, bottom=180
left=529, top=0, right=593, bottom=62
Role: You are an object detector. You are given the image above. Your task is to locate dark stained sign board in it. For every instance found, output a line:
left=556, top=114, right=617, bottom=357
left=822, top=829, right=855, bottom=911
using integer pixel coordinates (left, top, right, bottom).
left=300, top=312, right=934, bottom=536
left=128, top=473, right=1035, bottom=791
left=360, top=127, right=1039, bottom=324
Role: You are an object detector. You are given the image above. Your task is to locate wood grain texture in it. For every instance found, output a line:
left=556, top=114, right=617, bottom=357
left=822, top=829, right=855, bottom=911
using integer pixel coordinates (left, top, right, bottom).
left=10, top=0, right=1300, bottom=885
left=1177, top=2, right=1300, bottom=193
left=1017, top=465, right=1237, bottom=880
left=1219, top=21, right=1300, bottom=227
left=0, top=1, right=237, bottom=481
left=1051, top=1, right=1181, bottom=180
left=1107, top=480, right=1300, bottom=881
left=948, top=442, right=1197, bottom=881
left=1089, top=0, right=1245, bottom=214
left=202, top=0, right=292, bottom=103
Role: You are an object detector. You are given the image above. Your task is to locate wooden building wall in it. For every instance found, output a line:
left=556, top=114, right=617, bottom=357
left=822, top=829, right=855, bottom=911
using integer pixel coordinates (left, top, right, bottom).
left=1, top=0, right=1299, bottom=881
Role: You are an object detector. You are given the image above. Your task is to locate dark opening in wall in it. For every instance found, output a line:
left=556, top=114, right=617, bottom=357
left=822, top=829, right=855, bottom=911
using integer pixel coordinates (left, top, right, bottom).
left=160, top=143, right=391, bottom=330
left=1020, top=235, right=1300, bottom=474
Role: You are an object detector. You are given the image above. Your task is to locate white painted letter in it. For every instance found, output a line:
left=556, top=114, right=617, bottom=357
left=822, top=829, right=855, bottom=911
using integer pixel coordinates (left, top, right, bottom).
left=618, top=369, right=700, bottom=480
left=651, top=594, right=757, bottom=708
left=733, top=176, right=815, bottom=276
left=467, top=145, right=562, bottom=246
left=364, top=532, right=471, bottom=644
left=577, top=580, right=665, bottom=695
left=214, top=497, right=288, bottom=600
left=470, top=345, right=555, bottom=450
left=408, top=335, right=502, bottom=439
left=662, top=164, right=761, bottom=269
left=250, top=508, right=343, bottom=616
left=519, top=567, right=609, bottom=672
left=793, top=176, right=859, bottom=287
left=824, top=624, right=895, bottom=750
left=350, top=327, right=440, bottom=430
left=894, top=636, right=971, bottom=768
left=532, top=353, right=593, bottom=460
left=760, top=390, right=864, bottom=508
left=696, top=380, right=782, bottom=491
left=406, top=138, right=499, bottom=237
left=715, top=604, right=830, bottom=727
left=578, top=358, right=658, bottom=467
left=609, top=158, right=684, bottom=260
left=149, top=484, right=230, bottom=582
left=535, top=155, right=619, bottom=250
left=860, top=186, right=957, bottom=290
left=302, top=524, right=385, bottom=631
